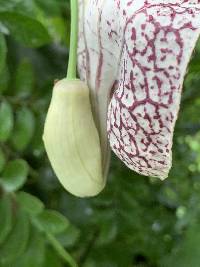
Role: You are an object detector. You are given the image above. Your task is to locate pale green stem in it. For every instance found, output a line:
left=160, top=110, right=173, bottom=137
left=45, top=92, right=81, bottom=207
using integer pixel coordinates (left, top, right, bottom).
left=67, top=0, right=78, bottom=79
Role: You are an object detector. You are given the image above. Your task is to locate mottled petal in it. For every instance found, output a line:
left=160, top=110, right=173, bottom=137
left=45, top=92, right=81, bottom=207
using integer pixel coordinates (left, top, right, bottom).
left=107, top=1, right=200, bottom=179
left=78, top=0, right=200, bottom=180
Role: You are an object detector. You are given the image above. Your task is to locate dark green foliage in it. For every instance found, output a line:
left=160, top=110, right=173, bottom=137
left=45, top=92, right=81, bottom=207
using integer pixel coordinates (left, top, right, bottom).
left=0, top=101, right=14, bottom=142
left=1, top=159, right=29, bottom=191
left=0, top=194, right=12, bottom=245
left=0, top=1, right=200, bottom=267
left=0, top=207, right=30, bottom=265
left=0, top=33, right=7, bottom=73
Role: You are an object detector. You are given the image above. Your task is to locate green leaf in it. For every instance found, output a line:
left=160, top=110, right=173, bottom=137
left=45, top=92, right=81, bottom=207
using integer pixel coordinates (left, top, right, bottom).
left=57, top=224, right=80, bottom=248
left=36, top=210, right=69, bottom=234
left=0, top=11, right=51, bottom=47
left=0, top=0, right=29, bottom=13
left=0, top=65, right=9, bottom=93
left=14, top=59, right=34, bottom=98
left=0, top=194, right=13, bottom=245
left=35, top=0, right=67, bottom=16
left=44, top=248, right=63, bottom=267
left=0, top=146, right=6, bottom=172
left=38, top=15, right=69, bottom=44
left=0, top=0, right=38, bottom=17
left=0, top=100, right=13, bottom=142
left=0, top=208, right=30, bottom=265
left=0, top=32, right=7, bottom=74
left=0, top=159, right=29, bottom=191
left=11, top=225, right=45, bottom=267
left=11, top=107, right=35, bottom=151
left=17, top=191, right=44, bottom=216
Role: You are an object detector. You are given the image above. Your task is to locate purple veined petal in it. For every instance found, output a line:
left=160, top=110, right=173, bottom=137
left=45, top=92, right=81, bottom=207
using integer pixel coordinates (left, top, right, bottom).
left=107, top=2, right=200, bottom=179
left=78, top=0, right=200, bottom=180
left=77, top=0, right=148, bottom=176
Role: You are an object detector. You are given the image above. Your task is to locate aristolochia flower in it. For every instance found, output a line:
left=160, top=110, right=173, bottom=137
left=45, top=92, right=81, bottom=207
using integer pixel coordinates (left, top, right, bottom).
left=78, top=0, right=200, bottom=180
left=44, top=0, right=200, bottom=198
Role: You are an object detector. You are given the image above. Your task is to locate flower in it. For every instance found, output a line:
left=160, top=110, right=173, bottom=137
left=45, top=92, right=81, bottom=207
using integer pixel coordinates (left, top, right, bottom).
left=78, top=0, right=200, bottom=180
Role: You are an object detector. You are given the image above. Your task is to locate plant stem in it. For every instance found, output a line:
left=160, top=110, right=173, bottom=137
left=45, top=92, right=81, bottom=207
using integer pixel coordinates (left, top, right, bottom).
left=47, top=232, right=78, bottom=267
left=67, top=0, right=78, bottom=79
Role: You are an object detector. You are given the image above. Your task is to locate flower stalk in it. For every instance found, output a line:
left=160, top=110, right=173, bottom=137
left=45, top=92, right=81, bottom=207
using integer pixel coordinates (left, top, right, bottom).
left=67, top=0, right=78, bottom=79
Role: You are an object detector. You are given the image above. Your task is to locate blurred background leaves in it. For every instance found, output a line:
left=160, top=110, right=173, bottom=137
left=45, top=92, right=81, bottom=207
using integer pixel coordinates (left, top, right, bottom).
left=0, top=0, right=200, bottom=267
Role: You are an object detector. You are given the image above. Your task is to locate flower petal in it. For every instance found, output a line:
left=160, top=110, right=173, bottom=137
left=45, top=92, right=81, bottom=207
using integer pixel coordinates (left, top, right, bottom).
left=107, top=1, right=200, bottom=179
left=78, top=0, right=200, bottom=180
left=78, top=0, right=122, bottom=175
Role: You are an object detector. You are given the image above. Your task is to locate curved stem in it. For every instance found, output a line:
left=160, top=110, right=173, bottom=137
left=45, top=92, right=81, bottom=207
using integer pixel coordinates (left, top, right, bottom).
left=67, top=0, right=78, bottom=79
left=47, top=233, right=78, bottom=267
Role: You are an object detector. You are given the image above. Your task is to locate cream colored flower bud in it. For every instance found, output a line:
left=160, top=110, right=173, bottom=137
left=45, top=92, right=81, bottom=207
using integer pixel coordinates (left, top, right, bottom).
left=43, top=79, right=105, bottom=197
